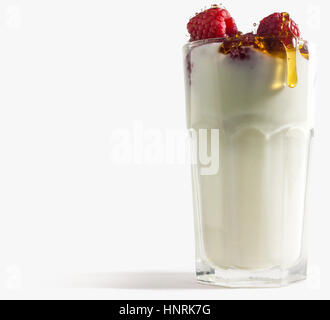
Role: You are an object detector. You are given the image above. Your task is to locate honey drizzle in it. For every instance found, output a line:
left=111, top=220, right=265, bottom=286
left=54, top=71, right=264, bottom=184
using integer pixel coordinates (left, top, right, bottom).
left=285, top=45, right=298, bottom=88
left=299, top=42, right=310, bottom=60
left=282, top=13, right=298, bottom=88
left=218, top=13, right=307, bottom=89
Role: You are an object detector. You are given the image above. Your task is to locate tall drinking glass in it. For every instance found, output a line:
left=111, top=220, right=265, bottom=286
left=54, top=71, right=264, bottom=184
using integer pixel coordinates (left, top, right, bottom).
left=183, top=37, right=314, bottom=287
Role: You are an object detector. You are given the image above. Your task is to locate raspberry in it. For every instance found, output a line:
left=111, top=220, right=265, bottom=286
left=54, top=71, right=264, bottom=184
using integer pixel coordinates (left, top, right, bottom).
left=225, top=17, right=238, bottom=37
left=229, top=46, right=251, bottom=60
left=257, top=12, right=300, bottom=45
left=187, top=6, right=239, bottom=41
left=241, top=32, right=256, bottom=46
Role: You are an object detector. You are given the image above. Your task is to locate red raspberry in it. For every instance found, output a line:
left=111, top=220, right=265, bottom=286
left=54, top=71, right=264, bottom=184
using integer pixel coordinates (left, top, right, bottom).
left=225, top=17, right=239, bottom=37
left=257, top=12, right=300, bottom=44
left=187, top=6, right=239, bottom=41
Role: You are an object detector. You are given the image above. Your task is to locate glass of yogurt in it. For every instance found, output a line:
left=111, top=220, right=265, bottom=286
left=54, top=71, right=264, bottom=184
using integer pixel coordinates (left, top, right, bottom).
left=184, top=8, right=314, bottom=287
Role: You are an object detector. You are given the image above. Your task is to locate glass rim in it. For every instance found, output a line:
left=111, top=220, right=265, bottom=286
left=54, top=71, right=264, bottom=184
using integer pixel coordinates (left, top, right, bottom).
left=183, top=36, right=307, bottom=51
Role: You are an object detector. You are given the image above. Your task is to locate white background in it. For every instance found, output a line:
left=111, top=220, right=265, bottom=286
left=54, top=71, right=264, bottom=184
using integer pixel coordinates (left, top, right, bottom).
left=0, top=0, right=328, bottom=300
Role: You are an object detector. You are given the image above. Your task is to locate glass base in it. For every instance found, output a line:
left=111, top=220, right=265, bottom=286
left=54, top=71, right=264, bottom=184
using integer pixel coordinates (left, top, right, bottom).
left=196, top=260, right=307, bottom=288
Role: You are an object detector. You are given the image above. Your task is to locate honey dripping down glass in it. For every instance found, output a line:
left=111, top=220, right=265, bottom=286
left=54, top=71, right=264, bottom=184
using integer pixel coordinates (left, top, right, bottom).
left=285, top=43, right=298, bottom=88
left=217, top=12, right=308, bottom=89
left=281, top=13, right=298, bottom=88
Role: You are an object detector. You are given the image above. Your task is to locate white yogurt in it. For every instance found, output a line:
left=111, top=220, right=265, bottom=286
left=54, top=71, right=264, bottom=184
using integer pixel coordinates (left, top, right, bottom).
left=185, top=42, right=313, bottom=270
